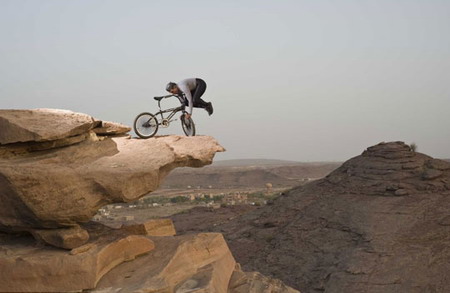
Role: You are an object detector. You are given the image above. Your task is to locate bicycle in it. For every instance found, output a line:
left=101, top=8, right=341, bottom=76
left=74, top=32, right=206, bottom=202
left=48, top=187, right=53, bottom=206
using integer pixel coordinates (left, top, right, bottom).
left=133, top=94, right=196, bottom=139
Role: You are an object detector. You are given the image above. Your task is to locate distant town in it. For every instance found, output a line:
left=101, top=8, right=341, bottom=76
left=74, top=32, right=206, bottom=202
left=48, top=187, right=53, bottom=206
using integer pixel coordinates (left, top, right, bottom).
left=94, top=185, right=286, bottom=225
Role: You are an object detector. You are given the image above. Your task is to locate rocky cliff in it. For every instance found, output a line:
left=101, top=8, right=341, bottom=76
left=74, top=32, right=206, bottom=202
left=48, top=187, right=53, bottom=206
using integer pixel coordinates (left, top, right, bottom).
left=0, top=109, right=224, bottom=247
left=0, top=109, right=298, bottom=292
left=172, top=142, right=450, bottom=292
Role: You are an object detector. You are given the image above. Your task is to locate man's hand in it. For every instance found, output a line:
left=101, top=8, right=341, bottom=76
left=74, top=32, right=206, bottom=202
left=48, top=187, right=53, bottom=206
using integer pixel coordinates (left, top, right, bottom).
left=184, top=113, right=191, bottom=120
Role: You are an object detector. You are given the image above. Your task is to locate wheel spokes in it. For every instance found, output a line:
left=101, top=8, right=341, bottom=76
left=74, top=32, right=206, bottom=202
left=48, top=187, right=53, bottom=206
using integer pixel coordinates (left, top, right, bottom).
left=136, top=115, right=157, bottom=137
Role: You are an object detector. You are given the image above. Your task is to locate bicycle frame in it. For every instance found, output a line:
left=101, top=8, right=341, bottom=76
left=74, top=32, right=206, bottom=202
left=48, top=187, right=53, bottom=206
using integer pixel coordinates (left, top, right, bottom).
left=153, top=95, right=186, bottom=124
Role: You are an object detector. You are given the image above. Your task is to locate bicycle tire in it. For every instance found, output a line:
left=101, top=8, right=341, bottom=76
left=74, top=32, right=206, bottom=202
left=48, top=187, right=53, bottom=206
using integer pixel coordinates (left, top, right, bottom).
left=133, top=112, right=159, bottom=139
left=181, top=116, right=196, bottom=136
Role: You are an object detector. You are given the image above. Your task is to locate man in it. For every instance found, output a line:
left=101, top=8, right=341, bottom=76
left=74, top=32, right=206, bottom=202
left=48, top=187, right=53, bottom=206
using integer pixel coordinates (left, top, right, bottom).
left=166, top=78, right=213, bottom=119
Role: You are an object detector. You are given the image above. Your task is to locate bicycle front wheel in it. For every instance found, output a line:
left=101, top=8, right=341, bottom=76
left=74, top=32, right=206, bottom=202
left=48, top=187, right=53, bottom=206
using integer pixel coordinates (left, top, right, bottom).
left=181, top=116, right=196, bottom=136
left=134, top=112, right=159, bottom=139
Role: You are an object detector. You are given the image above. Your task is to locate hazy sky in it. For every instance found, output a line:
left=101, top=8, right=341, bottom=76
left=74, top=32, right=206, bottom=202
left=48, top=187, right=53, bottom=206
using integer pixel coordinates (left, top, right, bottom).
left=1, top=0, right=449, bottom=161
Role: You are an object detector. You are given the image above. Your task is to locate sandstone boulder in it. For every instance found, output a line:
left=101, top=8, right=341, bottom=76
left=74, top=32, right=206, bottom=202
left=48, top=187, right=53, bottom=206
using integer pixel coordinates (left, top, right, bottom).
left=121, top=219, right=176, bottom=236
left=0, top=108, right=97, bottom=144
left=93, top=120, right=131, bottom=136
left=92, top=233, right=236, bottom=293
left=31, top=225, right=90, bottom=249
left=0, top=109, right=134, bottom=158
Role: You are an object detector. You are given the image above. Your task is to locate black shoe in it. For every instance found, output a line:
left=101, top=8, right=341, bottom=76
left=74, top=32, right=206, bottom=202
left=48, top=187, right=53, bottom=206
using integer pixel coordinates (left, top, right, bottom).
left=205, top=102, right=214, bottom=116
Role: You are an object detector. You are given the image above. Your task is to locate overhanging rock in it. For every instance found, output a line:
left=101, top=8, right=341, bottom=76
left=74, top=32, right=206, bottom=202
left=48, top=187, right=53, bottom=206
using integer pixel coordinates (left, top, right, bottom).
left=0, top=109, right=224, bottom=248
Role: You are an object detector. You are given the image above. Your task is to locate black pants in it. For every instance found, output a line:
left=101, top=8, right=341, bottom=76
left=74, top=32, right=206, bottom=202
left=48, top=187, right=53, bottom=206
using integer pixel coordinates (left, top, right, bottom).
left=189, top=78, right=208, bottom=108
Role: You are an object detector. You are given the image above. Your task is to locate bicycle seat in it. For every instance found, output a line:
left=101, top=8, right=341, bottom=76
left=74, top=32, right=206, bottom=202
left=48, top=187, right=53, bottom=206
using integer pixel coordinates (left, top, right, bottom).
left=154, top=96, right=165, bottom=101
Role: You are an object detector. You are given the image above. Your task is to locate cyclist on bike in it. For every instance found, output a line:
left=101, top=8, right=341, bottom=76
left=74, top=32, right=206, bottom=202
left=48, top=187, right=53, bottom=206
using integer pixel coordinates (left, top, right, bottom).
left=166, top=78, right=213, bottom=119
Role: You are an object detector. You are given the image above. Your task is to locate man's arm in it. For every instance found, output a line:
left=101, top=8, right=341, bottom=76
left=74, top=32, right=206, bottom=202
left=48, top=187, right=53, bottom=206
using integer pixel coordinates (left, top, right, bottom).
left=178, top=84, right=193, bottom=115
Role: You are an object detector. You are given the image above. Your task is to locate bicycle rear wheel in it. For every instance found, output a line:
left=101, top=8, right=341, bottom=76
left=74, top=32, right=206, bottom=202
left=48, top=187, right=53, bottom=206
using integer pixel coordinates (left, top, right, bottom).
left=181, top=115, right=196, bottom=136
left=134, top=112, right=159, bottom=139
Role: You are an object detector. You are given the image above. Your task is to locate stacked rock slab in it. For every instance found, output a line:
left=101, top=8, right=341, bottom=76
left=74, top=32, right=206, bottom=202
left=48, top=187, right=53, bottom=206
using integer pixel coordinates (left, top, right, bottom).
left=0, top=109, right=99, bottom=144
left=322, top=141, right=450, bottom=195
left=0, top=228, right=155, bottom=292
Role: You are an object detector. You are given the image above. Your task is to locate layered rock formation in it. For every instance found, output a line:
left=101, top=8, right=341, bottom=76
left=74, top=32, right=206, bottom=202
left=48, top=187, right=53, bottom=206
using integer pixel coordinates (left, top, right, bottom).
left=172, top=142, right=450, bottom=292
left=322, top=141, right=450, bottom=196
left=0, top=109, right=223, bottom=246
left=0, top=109, right=297, bottom=292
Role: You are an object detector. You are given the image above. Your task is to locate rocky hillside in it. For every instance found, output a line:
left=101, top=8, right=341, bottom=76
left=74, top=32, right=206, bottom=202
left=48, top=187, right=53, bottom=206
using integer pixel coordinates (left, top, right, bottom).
left=172, top=142, right=450, bottom=292
left=0, top=109, right=297, bottom=293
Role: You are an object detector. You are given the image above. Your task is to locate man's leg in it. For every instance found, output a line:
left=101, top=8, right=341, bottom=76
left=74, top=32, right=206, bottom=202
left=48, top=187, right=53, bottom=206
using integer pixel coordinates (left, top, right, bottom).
left=191, top=78, right=213, bottom=115
left=192, top=78, right=208, bottom=108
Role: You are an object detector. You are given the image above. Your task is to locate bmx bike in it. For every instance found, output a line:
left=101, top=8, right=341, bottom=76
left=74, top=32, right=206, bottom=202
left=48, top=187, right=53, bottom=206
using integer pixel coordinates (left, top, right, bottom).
left=133, top=95, right=196, bottom=139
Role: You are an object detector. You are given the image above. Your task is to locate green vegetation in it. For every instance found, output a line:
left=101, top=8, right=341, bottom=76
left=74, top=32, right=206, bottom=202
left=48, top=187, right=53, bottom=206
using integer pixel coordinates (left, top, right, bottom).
left=194, top=194, right=224, bottom=203
left=247, top=191, right=265, bottom=199
left=141, top=194, right=225, bottom=205
left=247, top=191, right=281, bottom=201
left=142, top=196, right=171, bottom=205
left=170, top=196, right=190, bottom=203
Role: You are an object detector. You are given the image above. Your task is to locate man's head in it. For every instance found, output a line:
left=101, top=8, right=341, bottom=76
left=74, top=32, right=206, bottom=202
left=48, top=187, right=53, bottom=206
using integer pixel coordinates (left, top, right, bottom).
left=166, top=82, right=179, bottom=94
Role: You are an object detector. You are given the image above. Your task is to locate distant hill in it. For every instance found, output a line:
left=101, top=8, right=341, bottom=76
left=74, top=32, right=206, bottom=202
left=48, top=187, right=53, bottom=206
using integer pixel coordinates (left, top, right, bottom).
left=162, top=160, right=342, bottom=189
left=212, top=159, right=303, bottom=167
